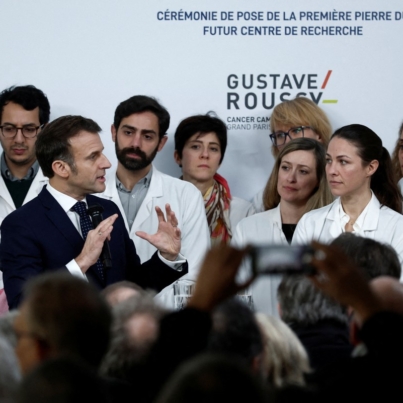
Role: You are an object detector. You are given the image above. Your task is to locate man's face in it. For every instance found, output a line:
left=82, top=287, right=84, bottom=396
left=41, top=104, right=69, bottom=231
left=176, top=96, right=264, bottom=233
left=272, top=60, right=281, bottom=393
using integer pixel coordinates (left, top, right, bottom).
left=112, top=111, right=167, bottom=171
left=0, top=102, right=41, bottom=169
left=14, top=303, right=43, bottom=374
left=65, top=131, right=111, bottom=200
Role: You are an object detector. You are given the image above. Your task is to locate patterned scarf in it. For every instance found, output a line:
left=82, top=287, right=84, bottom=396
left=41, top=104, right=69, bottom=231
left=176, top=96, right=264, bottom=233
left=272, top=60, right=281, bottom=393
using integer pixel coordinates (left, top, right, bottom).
left=204, top=173, right=232, bottom=244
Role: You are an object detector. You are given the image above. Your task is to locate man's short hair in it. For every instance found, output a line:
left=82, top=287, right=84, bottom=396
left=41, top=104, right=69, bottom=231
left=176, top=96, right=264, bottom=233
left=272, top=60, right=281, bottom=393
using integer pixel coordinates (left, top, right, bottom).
left=113, top=95, right=170, bottom=139
left=35, top=115, right=101, bottom=178
left=174, top=113, right=227, bottom=164
left=208, top=299, right=263, bottom=367
left=100, top=293, right=166, bottom=381
left=278, top=275, right=348, bottom=327
left=0, top=85, right=50, bottom=125
left=330, top=233, right=401, bottom=280
left=23, top=272, right=112, bottom=368
left=101, top=280, right=145, bottom=307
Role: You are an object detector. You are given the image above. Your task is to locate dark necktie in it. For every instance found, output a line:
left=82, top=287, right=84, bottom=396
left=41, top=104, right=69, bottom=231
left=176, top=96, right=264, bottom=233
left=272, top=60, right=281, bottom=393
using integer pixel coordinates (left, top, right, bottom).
left=72, top=201, right=104, bottom=281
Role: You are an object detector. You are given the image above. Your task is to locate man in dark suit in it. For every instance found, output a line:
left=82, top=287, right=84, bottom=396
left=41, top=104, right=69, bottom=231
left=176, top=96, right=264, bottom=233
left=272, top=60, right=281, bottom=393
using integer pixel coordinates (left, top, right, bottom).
left=0, top=115, right=187, bottom=309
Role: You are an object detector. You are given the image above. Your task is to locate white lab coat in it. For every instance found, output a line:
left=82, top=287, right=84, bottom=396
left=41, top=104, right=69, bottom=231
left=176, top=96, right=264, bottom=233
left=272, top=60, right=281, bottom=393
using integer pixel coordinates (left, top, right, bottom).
left=230, top=196, right=255, bottom=230
left=0, top=168, right=48, bottom=287
left=99, top=166, right=211, bottom=308
left=292, top=195, right=403, bottom=277
left=250, top=188, right=265, bottom=214
left=232, top=205, right=287, bottom=316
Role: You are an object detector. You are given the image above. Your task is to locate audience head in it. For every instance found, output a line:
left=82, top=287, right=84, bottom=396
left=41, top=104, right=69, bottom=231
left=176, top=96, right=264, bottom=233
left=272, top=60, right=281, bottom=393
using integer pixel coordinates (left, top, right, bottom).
left=263, top=138, right=333, bottom=212
left=391, top=121, right=403, bottom=182
left=14, top=272, right=112, bottom=374
left=278, top=275, right=348, bottom=327
left=328, top=124, right=402, bottom=212
left=0, top=336, right=20, bottom=403
left=269, top=97, right=332, bottom=156
left=255, top=313, right=310, bottom=388
left=0, top=85, right=50, bottom=173
left=331, top=233, right=401, bottom=280
left=155, top=353, right=267, bottom=403
left=370, top=276, right=403, bottom=316
left=208, top=299, right=264, bottom=375
left=100, top=293, right=166, bottom=381
left=350, top=276, right=403, bottom=343
left=101, top=281, right=145, bottom=307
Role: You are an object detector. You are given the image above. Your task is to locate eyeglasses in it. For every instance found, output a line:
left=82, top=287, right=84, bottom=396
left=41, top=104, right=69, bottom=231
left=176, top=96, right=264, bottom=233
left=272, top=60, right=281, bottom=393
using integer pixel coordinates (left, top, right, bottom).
left=269, top=126, right=312, bottom=147
left=0, top=124, right=44, bottom=139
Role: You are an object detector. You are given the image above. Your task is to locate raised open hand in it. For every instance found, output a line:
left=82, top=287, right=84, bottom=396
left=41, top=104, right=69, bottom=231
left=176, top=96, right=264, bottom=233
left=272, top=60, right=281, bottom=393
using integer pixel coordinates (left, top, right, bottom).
left=135, top=204, right=181, bottom=261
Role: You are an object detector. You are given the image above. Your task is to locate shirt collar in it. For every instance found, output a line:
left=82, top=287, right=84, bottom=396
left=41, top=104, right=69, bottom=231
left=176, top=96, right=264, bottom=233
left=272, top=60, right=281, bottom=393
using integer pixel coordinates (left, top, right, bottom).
left=337, top=192, right=374, bottom=234
left=47, top=183, right=87, bottom=214
left=116, top=166, right=153, bottom=193
left=1, top=152, right=39, bottom=181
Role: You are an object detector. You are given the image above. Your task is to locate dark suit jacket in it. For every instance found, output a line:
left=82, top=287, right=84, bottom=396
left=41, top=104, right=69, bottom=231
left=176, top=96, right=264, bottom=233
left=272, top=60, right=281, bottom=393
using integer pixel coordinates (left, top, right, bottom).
left=0, top=187, right=187, bottom=309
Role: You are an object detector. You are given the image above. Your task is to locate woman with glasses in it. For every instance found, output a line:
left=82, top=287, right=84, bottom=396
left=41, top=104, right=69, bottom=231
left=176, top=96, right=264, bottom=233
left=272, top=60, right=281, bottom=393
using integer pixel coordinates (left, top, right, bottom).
left=174, top=113, right=254, bottom=244
left=232, top=138, right=333, bottom=314
left=252, top=97, right=332, bottom=212
left=293, top=124, right=403, bottom=273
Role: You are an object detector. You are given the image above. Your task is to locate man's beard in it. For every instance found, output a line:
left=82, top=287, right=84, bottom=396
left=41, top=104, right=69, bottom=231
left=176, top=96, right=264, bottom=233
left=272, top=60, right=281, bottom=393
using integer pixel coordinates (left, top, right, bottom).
left=115, top=142, right=158, bottom=171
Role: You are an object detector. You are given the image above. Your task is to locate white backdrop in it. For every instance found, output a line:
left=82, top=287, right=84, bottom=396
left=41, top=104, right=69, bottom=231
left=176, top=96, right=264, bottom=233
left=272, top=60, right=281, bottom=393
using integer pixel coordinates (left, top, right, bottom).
left=1, top=0, right=402, bottom=200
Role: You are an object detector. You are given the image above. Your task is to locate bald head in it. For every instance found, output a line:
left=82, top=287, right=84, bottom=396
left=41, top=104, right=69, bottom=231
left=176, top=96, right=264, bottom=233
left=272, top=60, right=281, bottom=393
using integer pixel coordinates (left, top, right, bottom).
left=370, top=276, right=403, bottom=316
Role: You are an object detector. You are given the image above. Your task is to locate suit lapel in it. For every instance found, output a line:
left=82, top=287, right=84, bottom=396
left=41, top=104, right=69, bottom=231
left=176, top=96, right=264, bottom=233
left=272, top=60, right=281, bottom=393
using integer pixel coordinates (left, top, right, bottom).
left=39, top=187, right=84, bottom=249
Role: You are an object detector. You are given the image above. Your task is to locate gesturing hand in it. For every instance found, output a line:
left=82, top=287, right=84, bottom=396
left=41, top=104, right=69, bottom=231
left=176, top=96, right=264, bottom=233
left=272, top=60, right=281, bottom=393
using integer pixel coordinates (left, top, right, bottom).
left=135, top=204, right=181, bottom=261
left=75, top=214, right=118, bottom=273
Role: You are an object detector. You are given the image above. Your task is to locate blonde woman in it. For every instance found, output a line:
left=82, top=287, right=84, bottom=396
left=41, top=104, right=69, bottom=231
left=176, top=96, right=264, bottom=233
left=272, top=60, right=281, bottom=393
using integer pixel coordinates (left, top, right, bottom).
left=232, top=138, right=333, bottom=314
left=253, top=97, right=332, bottom=212
left=255, top=313, right=310, bottom=387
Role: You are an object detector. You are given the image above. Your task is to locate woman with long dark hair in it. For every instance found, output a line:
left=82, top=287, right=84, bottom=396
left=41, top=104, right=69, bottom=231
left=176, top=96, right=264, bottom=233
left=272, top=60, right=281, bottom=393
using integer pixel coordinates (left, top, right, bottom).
left=293, top=124, right=403, bottom=271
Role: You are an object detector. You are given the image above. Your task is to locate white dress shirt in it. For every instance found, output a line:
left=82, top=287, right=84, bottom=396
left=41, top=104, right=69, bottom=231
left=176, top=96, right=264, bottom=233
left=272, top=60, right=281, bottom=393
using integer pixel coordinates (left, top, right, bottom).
left=292, top=193, right=403, bottom=278
left=46, top=184, right=88, bottom=279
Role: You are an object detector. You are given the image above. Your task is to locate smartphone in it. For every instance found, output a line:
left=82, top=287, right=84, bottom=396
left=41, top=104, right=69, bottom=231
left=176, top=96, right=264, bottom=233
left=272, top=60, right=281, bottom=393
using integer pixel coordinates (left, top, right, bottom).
left=249, top=245, right=316, bottom=275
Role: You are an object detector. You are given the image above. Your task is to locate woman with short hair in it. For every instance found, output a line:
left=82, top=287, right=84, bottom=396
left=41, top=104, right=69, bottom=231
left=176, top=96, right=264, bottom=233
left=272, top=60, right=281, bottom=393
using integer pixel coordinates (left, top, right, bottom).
left=174, top=113, right=254, bottom=244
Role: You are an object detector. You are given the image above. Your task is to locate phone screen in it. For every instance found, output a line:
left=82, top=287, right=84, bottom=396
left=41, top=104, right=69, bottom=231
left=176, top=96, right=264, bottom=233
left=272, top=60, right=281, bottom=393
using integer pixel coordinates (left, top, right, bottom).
left=250, top=245, right=315, bottom=275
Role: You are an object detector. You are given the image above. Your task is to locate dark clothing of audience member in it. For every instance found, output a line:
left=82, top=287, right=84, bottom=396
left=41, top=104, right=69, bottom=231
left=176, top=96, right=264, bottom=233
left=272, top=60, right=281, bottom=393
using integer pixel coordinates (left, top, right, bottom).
left=208, top=299, right=264, bottom=371
left=155, top=354, right=268, bottom=403
left=290, top=319, right=352, bottom=370
left=278, top=275, right=352, bottom=370
left=17, top=357, right=130, bottom=403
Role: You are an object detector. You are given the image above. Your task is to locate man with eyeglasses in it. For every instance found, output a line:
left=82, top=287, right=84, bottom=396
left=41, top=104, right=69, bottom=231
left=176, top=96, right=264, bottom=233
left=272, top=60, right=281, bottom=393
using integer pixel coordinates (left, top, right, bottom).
left=0, top=85, right=50, bottom=313
left=0, top=85, right=50, bottom=210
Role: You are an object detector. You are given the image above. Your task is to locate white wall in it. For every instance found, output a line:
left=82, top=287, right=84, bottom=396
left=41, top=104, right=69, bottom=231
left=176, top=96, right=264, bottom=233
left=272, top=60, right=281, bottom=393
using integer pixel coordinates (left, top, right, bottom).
left=1, top=0, right=402, bottom=199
